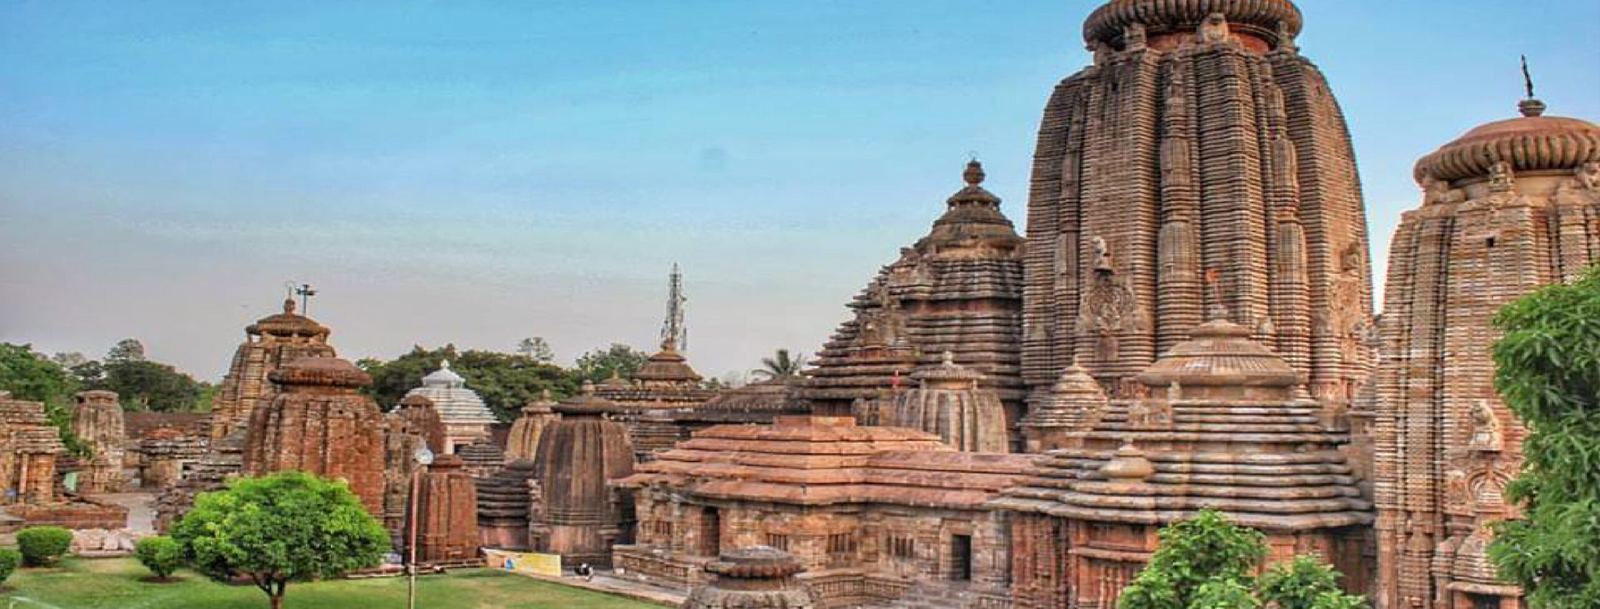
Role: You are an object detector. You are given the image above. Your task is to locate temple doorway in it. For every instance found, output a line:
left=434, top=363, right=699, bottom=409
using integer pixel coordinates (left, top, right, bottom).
left=700, top=507, right=721, bottom=556
left=950, top=534, right=972, bottom=581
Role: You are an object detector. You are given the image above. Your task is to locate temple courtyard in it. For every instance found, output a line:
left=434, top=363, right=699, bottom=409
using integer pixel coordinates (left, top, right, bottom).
left=0, top=558, right=662, bottom=609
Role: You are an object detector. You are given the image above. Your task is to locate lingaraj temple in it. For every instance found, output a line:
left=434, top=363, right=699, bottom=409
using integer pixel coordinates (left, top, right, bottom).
left=5, top=1, right=1596, bottom=609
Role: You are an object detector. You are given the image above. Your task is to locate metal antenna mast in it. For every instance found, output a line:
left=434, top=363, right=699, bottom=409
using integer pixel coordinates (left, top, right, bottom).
left=295, top=283, right=317, bottom=316
left=660, top=264, right=688, bottom=351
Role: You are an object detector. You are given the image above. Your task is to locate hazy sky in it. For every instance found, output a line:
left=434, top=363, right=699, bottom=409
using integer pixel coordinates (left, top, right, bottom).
left=3, top=1, right=1598, bottom=383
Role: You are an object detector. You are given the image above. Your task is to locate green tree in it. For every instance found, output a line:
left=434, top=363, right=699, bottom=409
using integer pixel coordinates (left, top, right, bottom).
left=574, top=343, right=649, bottom=383
left=135, top=535, right=184, bottom=580
left=0, top=548, right=19, bottom=587
left=516, top=337, right=556, bottom=364
left=359, top=345, right=575, bottom=421
left=752, top=348, right=807, bottom=380
left=1117, top=510, right=1367, bottom=609
left=171, top=472, right=390, bottom=609
left=1489, top=266, right=1600, bottom=608
left=105, top=338, right=146, bottom=364
left=97, top=359, right=204, bottom=412
left=0, top=343, right=78, bottom=404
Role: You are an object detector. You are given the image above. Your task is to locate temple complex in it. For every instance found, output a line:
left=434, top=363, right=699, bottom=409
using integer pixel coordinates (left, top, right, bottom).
left=1020, top=0, right=1373, bottom=411
left=529, top=383, right=636, bottom=567
left=994, top=314, right=1372, bottom=608
left=407, top=453, right=480, bottom=565
left=404, top=361, right=496, bottom=453
left=70, top=390, right=126, bottom=494
left=1372, top=96, right=1600, bottom=609
left=504, top=391, right=557, bottom=462
left=888, top=352, right=1010, bottom=453
left=209, top=298, right=336, bottom=441
left=242, top=356, right=386, bottom=516
left=802, top=161, right=1025, bottom=437
left=683, top=547, right=820, bottom=609
left=613, top=416, right=1037, bottom=607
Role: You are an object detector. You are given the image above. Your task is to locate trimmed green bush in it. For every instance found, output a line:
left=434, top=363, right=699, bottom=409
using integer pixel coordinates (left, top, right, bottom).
left=17, top=526, right=73, bottom=567
left=0, top=548, right=20, bottom=586
left=135, top=536, right=183, bottom=579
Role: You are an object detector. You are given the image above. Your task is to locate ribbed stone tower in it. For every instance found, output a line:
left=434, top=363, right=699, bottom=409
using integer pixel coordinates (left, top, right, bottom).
left=1022, top=0, right=1373, bottom=409
left=242, top=356, right=386, bottom=517
left=803, top=160, right=1025, bottom=429
left=505, top=391, right=557, bottom=462
left=209, top=299, right=336, bottom=442
left=889, top=352, right=1010, bottom=453
left=1373, top=97, right=1599, bottom=609
left=529, top=383, right=635, bottom=567
left=683, top=547, right=819, bottom=609
left=71, top=390, right=126, bottom=494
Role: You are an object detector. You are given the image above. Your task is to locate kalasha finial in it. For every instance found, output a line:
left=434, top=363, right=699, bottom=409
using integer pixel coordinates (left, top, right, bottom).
left=963, top=159, right=985, bottom=186
left=282, top=298, right=296, bottom=315
left=1519, top=55, right=1546, bottom=117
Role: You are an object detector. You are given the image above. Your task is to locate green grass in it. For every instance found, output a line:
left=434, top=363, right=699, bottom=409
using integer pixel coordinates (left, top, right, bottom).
left=0, top=557, right=661, bottom=609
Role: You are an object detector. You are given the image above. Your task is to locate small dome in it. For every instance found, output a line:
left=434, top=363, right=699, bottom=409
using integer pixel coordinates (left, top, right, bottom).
left=422, top=360, right=466, bottom=388
left=1414, top=100, right=1600, bottom=183
left=554, top=382, right=623, bottom=416
left=269, top=356, right=372, bottom=389
left=1136, top=318, right=1302, bottom=389
left=247, top=298, right=331, bottom=339
left=1083, top=0, right=1302, bottom=47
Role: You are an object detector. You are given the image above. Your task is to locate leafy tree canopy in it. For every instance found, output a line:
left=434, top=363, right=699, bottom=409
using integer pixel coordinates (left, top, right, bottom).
left=1489, top=265, right=1600, bottom=608
left=171, top=472, right=389, bottom=609
left=0, top=343, right=77, bottom=404
left=516, top=337, right=556, bottom=364
left=105, top=338, right=146, bottom=364
left=574, top=343, right=649, bottom=383
left=1117, top=510, right=1367, bottom=609
left=95, top=359, right=206, bottom=412
left=358, top=345, right=576, bottom=422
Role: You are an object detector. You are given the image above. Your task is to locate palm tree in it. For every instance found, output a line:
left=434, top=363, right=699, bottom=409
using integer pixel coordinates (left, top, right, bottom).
left=753, top=349, right=807, bottom=380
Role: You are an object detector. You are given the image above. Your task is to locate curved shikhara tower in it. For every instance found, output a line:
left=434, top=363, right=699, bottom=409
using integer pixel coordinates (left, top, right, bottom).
left=1022, top=0, right=1373, bottom=407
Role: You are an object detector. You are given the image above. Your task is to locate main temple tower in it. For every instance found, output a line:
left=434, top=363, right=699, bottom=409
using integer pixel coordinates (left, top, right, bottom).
left=1022, top=0, right=1373, bottom=409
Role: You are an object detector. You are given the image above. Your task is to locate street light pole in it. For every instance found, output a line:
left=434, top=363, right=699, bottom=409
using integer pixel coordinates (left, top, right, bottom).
left=407, top=447, right=433, bottom=609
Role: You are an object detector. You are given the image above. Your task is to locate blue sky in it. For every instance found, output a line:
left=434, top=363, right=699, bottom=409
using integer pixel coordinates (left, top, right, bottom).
left=2, top=1, right=1597, bottom=383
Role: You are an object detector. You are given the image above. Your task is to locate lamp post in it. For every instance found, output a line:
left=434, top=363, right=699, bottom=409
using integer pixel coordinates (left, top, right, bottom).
left=407, top=447, right=434, bottom=609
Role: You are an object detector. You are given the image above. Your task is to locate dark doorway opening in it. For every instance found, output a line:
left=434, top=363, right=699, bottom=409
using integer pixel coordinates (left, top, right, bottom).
left=950, top=534, right=973, bottom=581
left=700, top=508, right=720, bottom=557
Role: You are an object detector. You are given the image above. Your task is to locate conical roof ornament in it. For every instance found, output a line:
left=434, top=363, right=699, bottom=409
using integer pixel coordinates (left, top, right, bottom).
left=963, top=159, right=985, bottom=185
left=1519, top=55, right=1546, bottom=118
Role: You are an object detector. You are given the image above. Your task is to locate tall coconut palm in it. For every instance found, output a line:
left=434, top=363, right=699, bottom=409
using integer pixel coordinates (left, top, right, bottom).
left=753, top=349, right=807, bottom=380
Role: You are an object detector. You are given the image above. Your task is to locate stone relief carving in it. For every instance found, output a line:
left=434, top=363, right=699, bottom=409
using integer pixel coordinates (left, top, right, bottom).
left=1467, top=399, right=1503, bottom=452
left=1078, top=238, right=1144, bottom=363
left=1198, top=13, right=1230, bottom=44
left=1488, top=160, right=1515, bottom=193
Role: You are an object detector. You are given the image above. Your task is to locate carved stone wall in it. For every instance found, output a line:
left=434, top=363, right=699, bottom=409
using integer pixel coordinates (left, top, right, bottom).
left=408, top=454, right=480, bottom=564
left=242, top=356, right=385, bottom=517
left=70, top=390, right=126, bottom=494
left=1374, top=100, right=1599, bottom=609
left=0, top=392, right=66, bottom=505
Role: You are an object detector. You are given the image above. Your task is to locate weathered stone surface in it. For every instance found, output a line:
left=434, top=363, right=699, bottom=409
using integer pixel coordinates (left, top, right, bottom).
left=530, top=386, right=635, bottom=568
left=208, top=298, right=335, bottom=442
left=683, top=547, right=819, bottom=609
left=457, top=441, right=505, bottom=478
left=0, top=391, right=66, bottom=504
left=383, top=394, right=446, bottom=545
left=123, top=412, right=207, bottom=489
left=596, top=345, right=718, bottom=461
left=154, top=426, right=244, bottom=532
left=614, top=416, right=1037, bottom=606
left=404, top=360, right=496, bottom=453
left=242, top=356, right=385, bottom=517
left=476, top=458, right=537, bottom=550
left=1021, top=0, right=1372, bottom=412
left=889, top=352, right=1010, bottom=453
left=1018, top=360, right=1107, bottom=452
left=1373, top=99, right=1599, bottom=609
left=408, top=454, right=480, bottom=565
left=504, top=392, right=557, bottom=462
left=71, top=390, right=125, bottom=494
left=802, top=161, right=1026, bottom=443
left=995, top=316, right=1372, bottom=608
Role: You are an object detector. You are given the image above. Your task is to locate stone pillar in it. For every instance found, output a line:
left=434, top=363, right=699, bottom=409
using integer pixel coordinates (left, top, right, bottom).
left=71, top=390, right=127, bottom=494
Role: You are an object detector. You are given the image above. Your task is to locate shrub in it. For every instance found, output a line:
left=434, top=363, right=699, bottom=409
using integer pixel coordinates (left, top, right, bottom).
left=135, top=535, right=183, bottom=579
left=0, top=548, right=20, bottom=586
left=16, top=526, right=73, bottom=567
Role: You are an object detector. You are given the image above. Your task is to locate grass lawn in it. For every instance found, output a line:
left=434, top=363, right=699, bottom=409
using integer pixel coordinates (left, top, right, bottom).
left=0, top=557, right=663, bottom=609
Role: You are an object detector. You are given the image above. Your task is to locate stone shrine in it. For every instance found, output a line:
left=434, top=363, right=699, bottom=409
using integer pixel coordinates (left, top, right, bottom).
left=1017, top=361, right=1107, bottom=453
left=802, top=161, right=1026, bottom=437
left=242, top=356, right=385, bottom=517
left=529, top=383, right=636, bottom=567
left=408, top=453, right=480, bottom=565
left=683, top=547, right=820, bottom=609
left=994, top=315, right=1372, bottom=608
left=888, top=352, right=1010, bottom=453
left=209, top=299, right=336, bottom=441
left=1372, top=96, right=1600, bottom=609
left=1020, top=0, right=1373, bottom=408
left=383, top=394, right=447, bottom=544
left=596, top=342, right=718, bottom=461
left=504, top=391, right=558, bottom=462
left=403, top=361, right=496, bottom=453
left=0, top=392, right=66, bottom=504
left=70, top=390, right=126, bottom=494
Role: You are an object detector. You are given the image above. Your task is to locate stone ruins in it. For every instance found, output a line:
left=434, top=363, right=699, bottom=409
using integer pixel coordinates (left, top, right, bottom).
left=70, top=390, right=126, bottom=494
left=209, top=298, right=336, bottom=442
left=242, top=355, right=386, bottom=516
